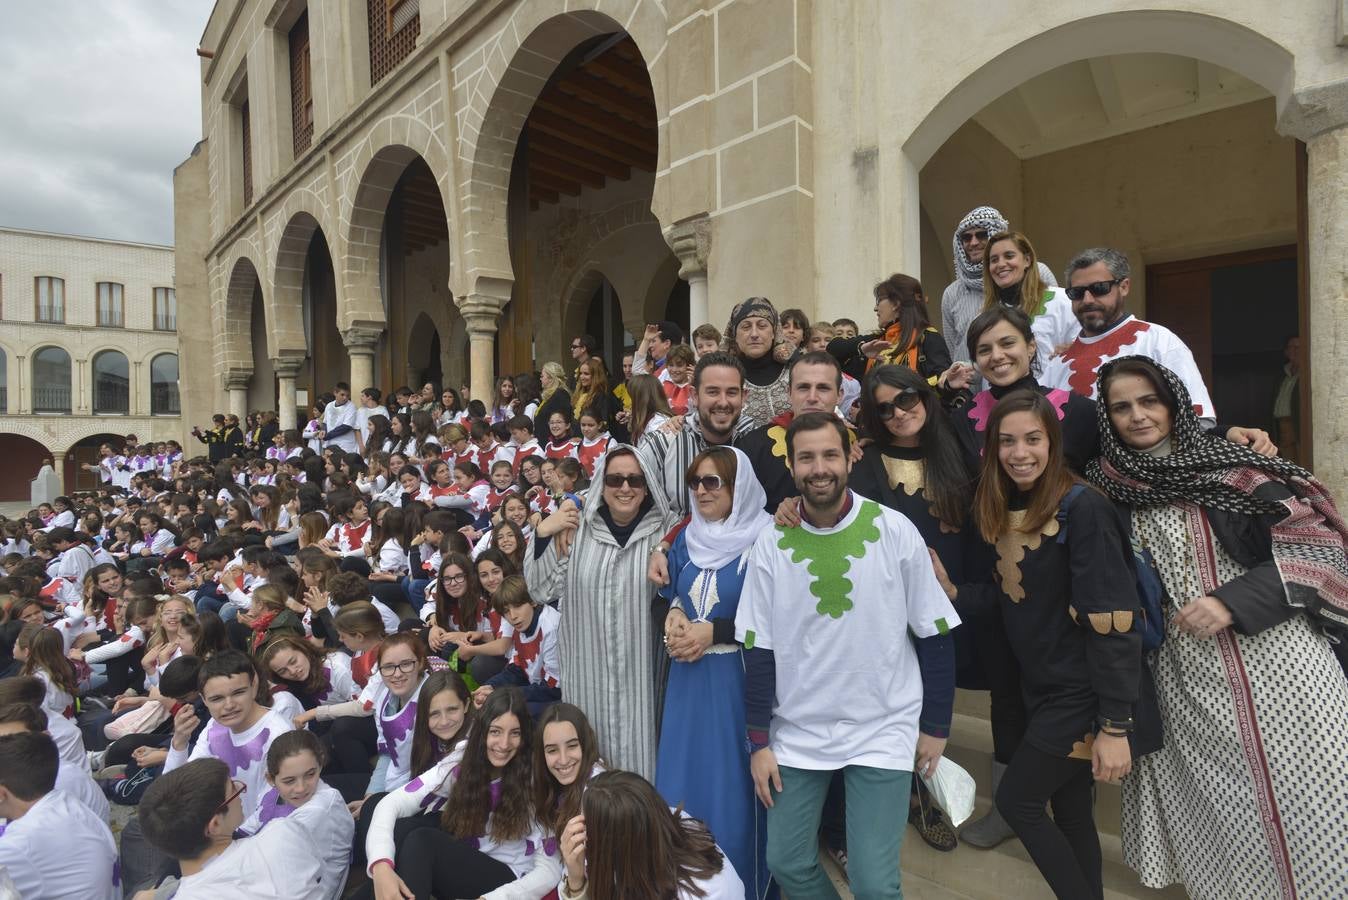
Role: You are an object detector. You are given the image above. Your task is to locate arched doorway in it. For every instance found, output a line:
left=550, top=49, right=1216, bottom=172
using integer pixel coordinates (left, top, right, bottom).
left=66, top=433, right=128, bottom=493
left=908, top=14, right=1308, bottom=458
left=497, top=26, right=677, bottom=373
left=406, top=312, right=443, bottom=393
left=301, top=229, right=343, bottom=398
left=0, top=434, right=52, bottom=501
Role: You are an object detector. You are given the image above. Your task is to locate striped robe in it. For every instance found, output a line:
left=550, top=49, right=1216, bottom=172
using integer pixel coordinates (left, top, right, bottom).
left=637, top=411, right=753, bottom=519
left=525, top=446, right=678, bottom=780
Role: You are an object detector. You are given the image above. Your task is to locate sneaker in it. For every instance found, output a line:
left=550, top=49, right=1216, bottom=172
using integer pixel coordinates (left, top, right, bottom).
left=86, top=749, right=107, bottom=771
left=909, top=781, right=958, bottom=852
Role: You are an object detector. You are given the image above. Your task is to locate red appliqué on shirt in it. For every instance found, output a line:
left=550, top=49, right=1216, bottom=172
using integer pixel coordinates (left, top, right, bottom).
left=1060, top=319, right=1151, bottom=397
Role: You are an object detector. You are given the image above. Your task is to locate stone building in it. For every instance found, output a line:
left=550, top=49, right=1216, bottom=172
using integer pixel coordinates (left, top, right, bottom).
left=173, top=0, right=1348, bottom=505
left=0, top=227, right=181, bottom=501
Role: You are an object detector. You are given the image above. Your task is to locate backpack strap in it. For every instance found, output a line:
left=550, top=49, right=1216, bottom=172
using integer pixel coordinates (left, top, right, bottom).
left=1055, top=483, right=1089, bottom=544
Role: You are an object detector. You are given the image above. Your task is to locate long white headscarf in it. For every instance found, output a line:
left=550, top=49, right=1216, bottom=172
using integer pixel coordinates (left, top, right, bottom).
left=683, top=446, right=774, bottom=571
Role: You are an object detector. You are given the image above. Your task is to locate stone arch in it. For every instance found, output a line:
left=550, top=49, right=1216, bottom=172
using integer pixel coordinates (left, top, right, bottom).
left=340, top=117, right=454, bottom=330
left=0, top=432, right=52, bottom=500
left=458, top=4, right=670, bottom=288
left=903, top=10, right=1296, bottom=171
left=217, top=251, right=264, bottom=376
left=270, top=193, right=336, bottom=356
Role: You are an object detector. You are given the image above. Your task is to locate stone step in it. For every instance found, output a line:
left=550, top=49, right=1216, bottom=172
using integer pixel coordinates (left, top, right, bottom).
left=917, top=697, right=1188, bottom=900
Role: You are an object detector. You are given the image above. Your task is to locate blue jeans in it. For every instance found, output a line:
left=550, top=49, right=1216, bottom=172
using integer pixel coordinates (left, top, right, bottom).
left=766, top=764, right=911, bottom=900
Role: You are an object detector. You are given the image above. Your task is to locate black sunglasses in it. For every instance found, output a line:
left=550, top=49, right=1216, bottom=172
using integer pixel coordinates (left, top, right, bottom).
left=603, top=473, right=647, bottom=489
left=1065, top=279, right=1121, bottom=301
left=875, top=389, right=923, bottom=420
left=687, top=474, right=724, bottom=492
left=959, top=229, right=989, bottom=244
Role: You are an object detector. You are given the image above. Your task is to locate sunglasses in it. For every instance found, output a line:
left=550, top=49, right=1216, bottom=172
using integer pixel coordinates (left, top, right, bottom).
left=603, top=473, right=647, bottom=489
left=1065, top=279, right=1121, bottom=302
left=687, top=474, right=724, bottom=493
left=959, top=229, right=990, bottom=244
left=875, top=389, right=922, bottom=420
left=215, top=778, right=246, bottom=816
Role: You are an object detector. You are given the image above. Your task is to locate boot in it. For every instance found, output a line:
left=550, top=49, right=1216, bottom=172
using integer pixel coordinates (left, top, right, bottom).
left=960, top=761, right=1016, bottom=849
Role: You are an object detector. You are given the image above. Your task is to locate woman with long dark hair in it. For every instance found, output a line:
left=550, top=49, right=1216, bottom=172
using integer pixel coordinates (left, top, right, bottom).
left=967, top=390, right=1158, bottom=900
left=364, top=687, right=561, bottom=899
left=1089, top=356, right=1348, bottom=900
left=533, top=703, right=604, bottom=839
left=828, top=274, right=954, bottom=391
left=559, top=770, right=743, bottom=899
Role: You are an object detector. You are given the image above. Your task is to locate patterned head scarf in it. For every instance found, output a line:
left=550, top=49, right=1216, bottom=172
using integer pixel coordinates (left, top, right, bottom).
left=722, top=296, right=782, bottom=356
left=953, top=206, right=1010, bottom=289
left=1087, top=355, right=1348, bottom=631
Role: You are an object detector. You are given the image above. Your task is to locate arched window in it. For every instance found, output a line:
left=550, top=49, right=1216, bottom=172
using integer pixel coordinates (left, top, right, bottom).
left=92, top=350, right=129, bottom=415
left=32, top=347, right=71, bottom=413
left=0, top=347, right=7, bottom=413
left=150, top=353, right=180, bottom=416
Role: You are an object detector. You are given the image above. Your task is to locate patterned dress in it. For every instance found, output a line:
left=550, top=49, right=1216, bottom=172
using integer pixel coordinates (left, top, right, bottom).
left=1122, top=502, right=1348, bottom=899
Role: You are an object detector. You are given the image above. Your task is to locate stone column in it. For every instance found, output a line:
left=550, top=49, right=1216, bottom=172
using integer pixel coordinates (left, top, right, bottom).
left=462, top=303, right=500, bottom=405
left=342, top=324, right=383, bottom=396
left=1304, top=123, right=1348, bottom=500
left=272, top=356, right=304, bottom=431
left=224, top=369, right=250, bottom=420
left=667, top=216, right=712, bottom=330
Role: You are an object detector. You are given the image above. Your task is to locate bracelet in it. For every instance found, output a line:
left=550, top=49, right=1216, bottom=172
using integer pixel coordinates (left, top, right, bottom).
left=650, top=546, right=666, bottom=555
left=1096, top=715, right=1135, bottom=734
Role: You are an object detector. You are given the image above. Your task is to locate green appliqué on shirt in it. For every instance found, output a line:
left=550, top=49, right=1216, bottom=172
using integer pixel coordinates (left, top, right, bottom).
left=776, top=500, right=883, bottom=619
left=1029, top=289, right=1052, bottom=319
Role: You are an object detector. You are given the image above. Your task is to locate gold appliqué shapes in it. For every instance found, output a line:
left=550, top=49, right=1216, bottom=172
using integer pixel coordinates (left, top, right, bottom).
left=994, top=510, right=1059, bottom=602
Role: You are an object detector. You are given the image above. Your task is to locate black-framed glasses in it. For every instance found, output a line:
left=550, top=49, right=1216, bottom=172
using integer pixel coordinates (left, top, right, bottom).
left=959, top=229, right=990, bottom=244
left=604, top=473, right=647, bottom=489
left=378, top=659, right=419, bottom=677
left=687, top=474, right=724, bottom=493
left=215, top=778, right=246, bottom=816
left=875, top=389, right=922, bottom=420
left=442, top=573, right=466, bottom=585
left=1065, top=279, right=1121, bottom=301
left=570, top=343, right=583, bottom=350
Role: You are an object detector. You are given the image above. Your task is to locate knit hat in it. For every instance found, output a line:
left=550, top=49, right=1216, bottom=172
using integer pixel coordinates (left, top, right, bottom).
left=952, top=206, right=1010, bottom=289
left=724, top=296, right=780, bottom=351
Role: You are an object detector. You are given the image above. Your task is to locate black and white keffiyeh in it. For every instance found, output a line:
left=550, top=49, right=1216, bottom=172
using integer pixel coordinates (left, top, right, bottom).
left=1088, top=356, right=1348, bottom=630
left=952, top=206, right=1010, bottom=289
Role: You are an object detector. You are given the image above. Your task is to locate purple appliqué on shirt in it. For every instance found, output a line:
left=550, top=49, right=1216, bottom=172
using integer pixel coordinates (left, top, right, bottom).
left=376, top=697, right=417, bottom=765
left=208, top=722, right=271, bottom=777
left=315, top=664, right=334, bottom=703
left=256, top=787, right=297, bottom=826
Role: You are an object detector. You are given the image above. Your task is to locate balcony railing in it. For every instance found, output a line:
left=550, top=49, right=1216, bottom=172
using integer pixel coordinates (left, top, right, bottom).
left=33, top=384, right=71, bottom=413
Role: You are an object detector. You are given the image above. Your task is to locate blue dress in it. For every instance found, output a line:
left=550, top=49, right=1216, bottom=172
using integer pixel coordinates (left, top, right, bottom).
left=655, top=533, right=772, bottom=899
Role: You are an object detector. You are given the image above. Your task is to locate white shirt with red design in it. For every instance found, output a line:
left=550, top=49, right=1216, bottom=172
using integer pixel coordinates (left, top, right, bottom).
left=325, top=519, right=373, bottom=557
left=472, top=442, right=514, bottom=474
left=505, top=604, right=561, bottom=688
left=576, top=434, right=611, bottom=479
left=83, top=623, right=146, bottom=664
left=544, top=438, right=578, bottom=461
left=1040, top=314, right=1216, bottom=426
left=511, top=439, right=542, bottom=473
left=662, top=380, right=694, bottom=416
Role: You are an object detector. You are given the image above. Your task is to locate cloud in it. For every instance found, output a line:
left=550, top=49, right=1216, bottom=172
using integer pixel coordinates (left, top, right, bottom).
left=0, top=1, right=212, bottom=245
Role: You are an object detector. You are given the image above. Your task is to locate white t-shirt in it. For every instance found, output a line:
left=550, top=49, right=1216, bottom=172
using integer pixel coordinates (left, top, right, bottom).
left=735, top=494, right=960, bottom=771
left=1040, top=314, right=1217, bottom=427
left=364, top=744, right=467, bottom=868
left=165, top=708, right=295, bottom=817
left=172, top=817, right=325, bottom=900
left=361, top=673, right=429, bottom=792
left=57, top=754, right=110, bottom=822
left=237, top=781, right=353, bottom=900
left=0, top=790, right=117, bottom=900
left=358, top=404, right=389, bottom=442
left=321, top=400, right=359, bottom=453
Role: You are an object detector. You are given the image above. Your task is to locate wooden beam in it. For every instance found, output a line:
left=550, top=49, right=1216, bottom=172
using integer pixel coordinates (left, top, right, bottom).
left=529, top=169, right=583, bottom=196
left=535, top=96, right=657, bottom=155
left=582, top=54, right=652, bottom=96
left=555, top=71, right=654, bottom=122
left=529, top=148, right=607, bottom=188
left=526, top=112, right=651, bottom=168
left=528, top=130, right=631, bottom=179
left=529, top=185, right=560, bottom=207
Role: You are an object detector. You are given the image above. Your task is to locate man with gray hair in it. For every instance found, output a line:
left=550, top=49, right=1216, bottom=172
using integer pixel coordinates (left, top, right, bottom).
left=941, top=206, right=1057, bottom=364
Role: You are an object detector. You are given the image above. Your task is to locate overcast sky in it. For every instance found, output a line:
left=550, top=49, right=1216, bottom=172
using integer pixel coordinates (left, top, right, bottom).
left=0, top=2, right=213, bottom=246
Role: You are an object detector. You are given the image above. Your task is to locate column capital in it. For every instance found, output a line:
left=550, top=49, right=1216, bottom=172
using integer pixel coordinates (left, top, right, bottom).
left=462, top=304, right=501, bottom=334
left=222, top=368, right=251, bottom=391
left=1278, top=77, right=1348, bottom=142
left=665, top=215, right=712, bottom=279
left=341, top=322, right=383, bottom=354
left=271, top=354, right=305, bottom=378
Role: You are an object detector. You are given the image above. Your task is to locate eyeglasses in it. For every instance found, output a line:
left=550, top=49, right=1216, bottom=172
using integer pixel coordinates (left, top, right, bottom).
left=215, top=778, right=246, bottom=816
left=1064, top=279, right=1121, bottom=302
left=959, top=229, right=990, bottom=244
left=603, top=473, right=647, bottom=489
left=875, top=389, right=923, bottom=420
left=378, top=659, right=419, bottom=677
left=570, top=343, right=583, bottom=350
left=687, top=474, right=724, bottom=493
left=443, top=573, right=466, bottom=585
